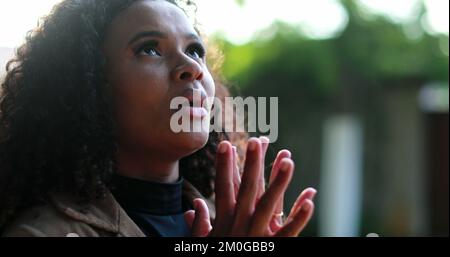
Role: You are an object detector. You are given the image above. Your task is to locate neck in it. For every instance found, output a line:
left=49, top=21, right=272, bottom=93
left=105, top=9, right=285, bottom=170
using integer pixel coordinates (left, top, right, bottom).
left=117, top=148, right=180, bottom=184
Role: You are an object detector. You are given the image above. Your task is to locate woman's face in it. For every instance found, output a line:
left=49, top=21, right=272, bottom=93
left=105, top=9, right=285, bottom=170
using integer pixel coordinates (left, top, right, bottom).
left=103, top=0, right=215, bottom=160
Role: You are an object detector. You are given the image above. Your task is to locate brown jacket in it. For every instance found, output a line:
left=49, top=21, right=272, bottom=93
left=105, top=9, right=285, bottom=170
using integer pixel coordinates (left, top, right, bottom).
left=2, top=180, right=215, bottom=237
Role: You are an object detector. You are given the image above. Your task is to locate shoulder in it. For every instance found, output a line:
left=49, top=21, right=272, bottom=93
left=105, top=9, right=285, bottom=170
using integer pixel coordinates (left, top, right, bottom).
left=1, top=190, right=129, bottom=237
left=2, top=202, right=102, bottom=237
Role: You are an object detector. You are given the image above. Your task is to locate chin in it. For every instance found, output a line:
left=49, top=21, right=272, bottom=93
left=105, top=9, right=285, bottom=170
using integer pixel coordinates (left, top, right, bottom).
left=174, top=131, right=210, bottom=157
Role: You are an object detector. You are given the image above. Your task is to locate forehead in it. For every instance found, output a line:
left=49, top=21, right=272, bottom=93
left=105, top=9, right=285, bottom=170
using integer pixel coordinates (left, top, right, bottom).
left=106, top=0, right=197, bottom=45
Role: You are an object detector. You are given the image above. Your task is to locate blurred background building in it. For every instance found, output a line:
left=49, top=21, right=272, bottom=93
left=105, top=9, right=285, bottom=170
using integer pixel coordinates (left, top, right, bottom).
left=1, top=0, right=448, bottom=237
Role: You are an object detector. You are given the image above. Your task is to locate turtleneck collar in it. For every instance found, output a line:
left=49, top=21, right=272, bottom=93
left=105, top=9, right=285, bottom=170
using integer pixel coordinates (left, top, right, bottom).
left=111, top=174, right=184, bottom=216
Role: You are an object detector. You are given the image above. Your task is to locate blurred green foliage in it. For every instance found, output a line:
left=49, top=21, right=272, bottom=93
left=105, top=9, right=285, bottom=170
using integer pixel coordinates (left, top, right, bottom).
left=215, top=0, right=448, bottom=236
left=217, top=0, right=449, bottom=98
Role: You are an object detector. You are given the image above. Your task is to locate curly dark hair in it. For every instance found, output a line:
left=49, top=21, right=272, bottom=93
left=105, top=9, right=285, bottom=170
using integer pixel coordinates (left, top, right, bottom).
left=0, top=0, right=242, bottom=228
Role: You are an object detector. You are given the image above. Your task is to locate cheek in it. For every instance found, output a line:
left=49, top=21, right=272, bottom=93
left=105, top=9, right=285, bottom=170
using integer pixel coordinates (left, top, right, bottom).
left=203, top=71, right=216, bottom=98
left=115, top=63, right=166, bottom=111
left=115, top=86, right=149, bottom=139
left=113, top=66, right=168, bottom=136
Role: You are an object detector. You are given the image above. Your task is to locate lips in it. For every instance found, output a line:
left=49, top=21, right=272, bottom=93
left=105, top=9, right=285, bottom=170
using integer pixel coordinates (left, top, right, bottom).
left=178, top=88, right=209, bottom=118
left=188, top=106, right=209, bottom=118
left=180, top=88, right=207, bottom=108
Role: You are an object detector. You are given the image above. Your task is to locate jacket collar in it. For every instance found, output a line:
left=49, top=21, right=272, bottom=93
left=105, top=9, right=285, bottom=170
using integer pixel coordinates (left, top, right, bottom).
left=50, top=180, right=215, bottom=236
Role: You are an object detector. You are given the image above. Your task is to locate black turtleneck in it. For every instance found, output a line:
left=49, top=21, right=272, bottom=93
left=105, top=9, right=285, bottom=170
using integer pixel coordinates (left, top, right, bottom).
left=111, top=174, right=192, bottom=237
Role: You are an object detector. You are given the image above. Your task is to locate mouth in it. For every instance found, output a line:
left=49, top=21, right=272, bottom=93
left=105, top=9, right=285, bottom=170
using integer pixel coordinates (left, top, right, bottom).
left=182, top=88, right=207, bottom=107
left=179, top=88, right=209, bottom=118
left=186, top=106, right=209, bottom=118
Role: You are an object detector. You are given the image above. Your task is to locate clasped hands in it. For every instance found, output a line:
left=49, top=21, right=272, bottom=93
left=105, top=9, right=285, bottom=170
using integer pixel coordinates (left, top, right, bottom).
left=185, top=137, right=317, bottom=237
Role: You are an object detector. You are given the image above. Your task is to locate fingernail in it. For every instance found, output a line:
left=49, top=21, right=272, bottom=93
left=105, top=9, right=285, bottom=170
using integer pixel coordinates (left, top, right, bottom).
left=302, top=201, right=311, bottom=212
left=218, top=143, right=228, bottom=154
left=277, top=149, right=292, bottom=159
left=248, top=140, right=257, bottom=151
left=194, top=199, right=202, bottom=210
left=260, top=136, right=270, bottom=144
left=310, top=190, right=317, bottom=201
left=280, top=159, right=291, bottom=172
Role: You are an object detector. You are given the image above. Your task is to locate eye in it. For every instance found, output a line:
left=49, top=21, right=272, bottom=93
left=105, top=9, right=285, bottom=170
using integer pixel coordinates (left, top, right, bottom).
left=186, top=43, right=206, bottom=59
left=136, top=41, right=160, bottom=57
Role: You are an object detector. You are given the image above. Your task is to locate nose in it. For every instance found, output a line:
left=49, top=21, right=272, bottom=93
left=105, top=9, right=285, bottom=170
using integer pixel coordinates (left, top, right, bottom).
left=171, top=54, right=204, bottom=82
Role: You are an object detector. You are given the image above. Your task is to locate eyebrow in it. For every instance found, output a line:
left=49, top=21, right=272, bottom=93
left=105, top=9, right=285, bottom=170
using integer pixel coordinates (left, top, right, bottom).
left=128, top=30, right=201, bottom=46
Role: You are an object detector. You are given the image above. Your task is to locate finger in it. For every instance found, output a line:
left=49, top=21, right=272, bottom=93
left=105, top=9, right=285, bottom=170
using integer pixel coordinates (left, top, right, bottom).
left=286, top=187, right=317, bottom=223
left=269, top=150, right=291, bottom=185
left=269, top=150, right=291, bottom=223
left=184, top=210, right=195, bottom=230
left=232, top=146, right=240, bottom=199
left=269, top=216, right=283, bottom=233
left=275, top=200, right=314, bottom=237
left=249, top=158, right=294, bottom=236
left=191, top=198, right=212, bottom=237
left=256, top=136, right=270, bottom=204
left=231, top=138, right=262, bottom=235
left=214, top=141, right=235, bottom=232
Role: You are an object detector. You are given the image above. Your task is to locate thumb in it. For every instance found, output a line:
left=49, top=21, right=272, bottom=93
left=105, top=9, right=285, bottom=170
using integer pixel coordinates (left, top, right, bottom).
left=186, top=198, right=212, bottom=237
left=184, top=210, right=196, bottom=230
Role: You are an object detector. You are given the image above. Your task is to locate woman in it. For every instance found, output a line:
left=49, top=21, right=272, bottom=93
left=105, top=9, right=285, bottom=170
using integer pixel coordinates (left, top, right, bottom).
left=0, top=0, right=317, bottom=237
